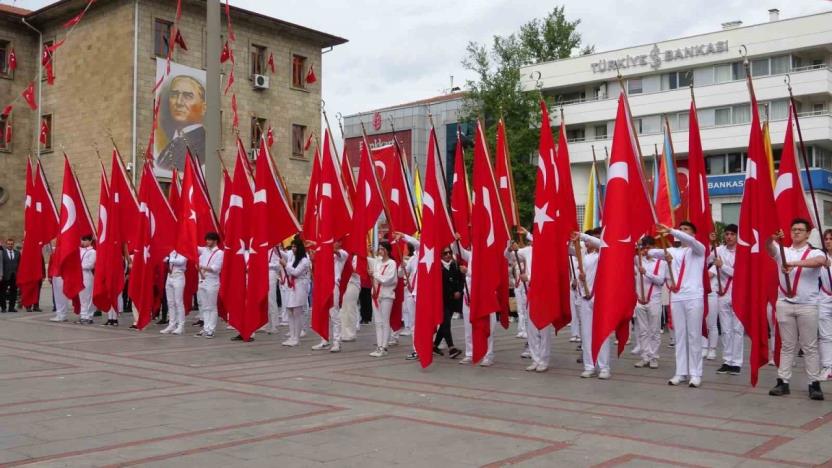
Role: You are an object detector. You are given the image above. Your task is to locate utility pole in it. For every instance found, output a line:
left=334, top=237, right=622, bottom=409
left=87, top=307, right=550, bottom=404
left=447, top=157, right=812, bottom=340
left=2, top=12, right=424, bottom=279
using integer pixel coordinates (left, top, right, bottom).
left=204, top=0, right=221, bottom=208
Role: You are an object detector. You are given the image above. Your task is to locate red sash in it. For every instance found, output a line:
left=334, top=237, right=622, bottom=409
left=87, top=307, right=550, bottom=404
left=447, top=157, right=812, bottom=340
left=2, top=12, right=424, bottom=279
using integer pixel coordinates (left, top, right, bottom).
left=637, top=259, right=662, bottom=305
left=667, top=254, right=687, bottom=294
left=717, top=277, right=733, bottom=297
left=779, top=247, right=812, bottom=298
left=372, top=263, right=389, bottom=307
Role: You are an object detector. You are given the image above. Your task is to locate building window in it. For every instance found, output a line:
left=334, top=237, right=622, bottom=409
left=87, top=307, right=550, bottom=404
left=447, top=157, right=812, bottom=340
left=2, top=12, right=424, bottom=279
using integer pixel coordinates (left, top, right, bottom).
left=714, top=63, right=732, bottom=84
left=250, top=44, right=266, bottom=76
left=726, top=153, right=744, bottom=174
left=566, top=128, right=585, bottom=142
left=0, top=118, right=8, bottom=151
left=291, top=124, right=306, bottom=156
left=706, top=155, right=725, bottom=175
left=593, top=124, right=607, bottom=140
left=250, top=116, right=266, bottom=151
left=627, top=78, right=642, bottom=95
left=812, top=146, right=832, bottom=170
left=576, top=204, right=585, bottom=229
left=154, top=19, right=173, bottom=58
left=731, top=104, right=750, bottom=125
left=714, top=107, right=732, bottom=126
left=751, top=58, right=770, bottom=77
left=0, top=40, right=9, bottom=76
left=721, top=203, right=740, bottom=225
left=41, top=114, right=52, bottom=151
left=771, top=55, right=790, bottom=75
left=660, top=70, right=692, bottom=91
left=292, top=54, right=306, bottom=89
left=41, top=40, right=55, bottom=81
left=292, top=193, right=306, bottom=220
left=731, top=62, right=747, bottom=81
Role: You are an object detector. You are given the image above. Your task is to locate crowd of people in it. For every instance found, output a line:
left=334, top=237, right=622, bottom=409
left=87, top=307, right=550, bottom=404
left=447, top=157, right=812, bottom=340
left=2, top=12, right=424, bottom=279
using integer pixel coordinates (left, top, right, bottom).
left=7, top=214, right=831, bottom=402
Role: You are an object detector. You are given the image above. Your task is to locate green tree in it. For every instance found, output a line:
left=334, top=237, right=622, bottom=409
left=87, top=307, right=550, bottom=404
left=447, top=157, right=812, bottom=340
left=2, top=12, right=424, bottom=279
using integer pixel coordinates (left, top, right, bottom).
left=460, top=6, right=592, bottom=227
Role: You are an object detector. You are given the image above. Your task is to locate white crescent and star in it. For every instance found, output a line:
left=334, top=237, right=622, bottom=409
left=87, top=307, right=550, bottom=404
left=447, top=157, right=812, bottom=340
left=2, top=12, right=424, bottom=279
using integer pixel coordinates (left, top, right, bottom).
left=60, top=194, right=76, bottom=234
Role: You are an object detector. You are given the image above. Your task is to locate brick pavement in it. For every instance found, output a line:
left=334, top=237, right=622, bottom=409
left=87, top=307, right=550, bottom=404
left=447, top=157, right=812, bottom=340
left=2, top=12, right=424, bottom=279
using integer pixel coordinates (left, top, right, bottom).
left=1, top=292, right=831, bottom=467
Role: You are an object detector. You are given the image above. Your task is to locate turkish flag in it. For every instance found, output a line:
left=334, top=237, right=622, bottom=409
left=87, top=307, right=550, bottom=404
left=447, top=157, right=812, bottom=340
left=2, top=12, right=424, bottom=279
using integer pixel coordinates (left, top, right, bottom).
left=53, top=155, right=95, bottom=301
left=128, top=163, right=177, bottom=330
left=17, top=160, right=59, bottom=307
left=220, top=147, right=255, bottom=337
left=372, top=144, right=418, bottom=235
left=178, top=149, right=219, bottom=263
left=310, top=130, right=351, bottom=341
left=63, top=8, right=85, bottom=29
left=469, top=121, right=510, bottom=363
left=733, top=82, right=780, bottom=387
left=266, top=125, right=275, bottom=149
left=109, top=149, right=140, bottom=250
left=528, top=102, right=570, bottom=331
left=219, top=166, right=233, bottom=235
left=494, top=119, right=518, bottom=228
left=92, top=164, right=117, bottom=312
left=340, top=145, right=356, bottom=202
left=592, top=93, right=655, bottom=362
left=220, top=41, right=232, bottom=64
left=22, top=82, right=37, bottom=110
left=306, top=65, right=317, bottom=84
left=169, top=167, right=199, bottom=314
left=173, top=28, right=188, bottom=51
left=4, top=120, right=11, bottom=146
left=775, top=104, right=812, bottom=246
left=415, top=128, right=455, bottom=367
left=168, top=168, right=181, bottom=216
left=267, top=52, right=275, bottom=74
left=302, top=148, right=322, bottom=241
left=345, top=135, right=383, bottom=288
left=39, top=118, right=49, bottom=145
left=8, top=48, right=16, bottom=71
left=2, top=105, right=11, bottom=118
left=450, top=128, right=472, bottom=249
left=224, top=69, right=235, bottom=96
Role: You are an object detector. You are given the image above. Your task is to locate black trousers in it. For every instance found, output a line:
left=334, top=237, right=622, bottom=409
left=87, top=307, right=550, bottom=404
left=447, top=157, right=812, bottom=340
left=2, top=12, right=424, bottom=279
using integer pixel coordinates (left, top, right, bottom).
left=0, top=275, right=17, bottom=310
left=359, top=287, right=372, bottom=323
left=433, top=306, right=455, bottom=348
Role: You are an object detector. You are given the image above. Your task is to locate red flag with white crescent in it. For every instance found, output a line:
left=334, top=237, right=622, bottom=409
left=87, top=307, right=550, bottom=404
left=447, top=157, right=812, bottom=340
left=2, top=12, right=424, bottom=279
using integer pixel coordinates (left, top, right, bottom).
left=17, top=160, right=60, bottom=306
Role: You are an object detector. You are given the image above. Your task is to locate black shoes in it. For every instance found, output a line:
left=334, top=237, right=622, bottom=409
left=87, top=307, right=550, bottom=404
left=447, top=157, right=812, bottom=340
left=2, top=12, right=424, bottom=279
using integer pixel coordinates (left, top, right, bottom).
left=769, top=379, right=790, bottom=396
left=809, top=381, right=824, bottom=401
left=192, top=320, right=204, bottom=327
left=405, top=352, right=418, bottom=361
left=448, top=347, right=462, bottom=359
left=729, top=366, right=741, bottom=375
left=157, top=319, right=169, bottom=325
left=716, top=364, right=731, bottom=374
left=432, top=346, right=444, bottom=356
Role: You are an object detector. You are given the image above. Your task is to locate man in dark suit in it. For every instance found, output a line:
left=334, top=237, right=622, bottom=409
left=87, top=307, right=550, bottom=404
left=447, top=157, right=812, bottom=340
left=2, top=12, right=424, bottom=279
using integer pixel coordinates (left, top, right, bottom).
left=434, top=247, right=463, bottom=358
left=1, top=238, right=21, bottom=312
left=156, top=75, right=206, bottom=172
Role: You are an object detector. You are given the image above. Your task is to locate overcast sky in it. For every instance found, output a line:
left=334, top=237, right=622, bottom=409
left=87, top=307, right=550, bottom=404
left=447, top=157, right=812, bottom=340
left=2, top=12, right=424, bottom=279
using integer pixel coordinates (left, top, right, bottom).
left=7, top=0, right=832, bottom=130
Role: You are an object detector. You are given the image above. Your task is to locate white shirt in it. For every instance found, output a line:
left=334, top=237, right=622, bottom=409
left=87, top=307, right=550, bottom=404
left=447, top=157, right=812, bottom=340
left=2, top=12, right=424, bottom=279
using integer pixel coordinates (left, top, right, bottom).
left=649, top=229, right=706, bottom=302
left=370, top=256, right=398, bottom=300
left=198, top=246, right=223, bottom=286
left=818, top=263, right=832, bottom=304
left=635, top=255, right=665, bottom=304
left=80, top=247, right=96, bottom=273
left=268, top=248, right=281, bottom=273
left=334, top=249, right=348, bottom=284
left=282, top=250, right=311, bottom=308
left=712, top=244, right=736, bottom=296
left=571, top=234, right=601, bottom=298
left=771, top=242, right=825, bottom=304
left=166, top=250, right=187, bottom=277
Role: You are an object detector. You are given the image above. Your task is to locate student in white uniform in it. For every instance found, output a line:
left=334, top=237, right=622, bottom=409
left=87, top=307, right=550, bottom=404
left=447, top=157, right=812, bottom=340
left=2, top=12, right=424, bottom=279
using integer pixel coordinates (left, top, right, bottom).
left=261, top=246, right=281, bottom=334
left=399, top=239, right=418, bottom=337
left=571, top=228, right=609, bottom=379
left=340, top=255, right=361, bottom=343
left=650, top=221, right=706, bottom=388
left=369, top=241, right=398, bottom=357
left=279, top=237, right=311, bottom=347
left=819, top=229, right=832, bottom=382
left=713, top=224, right=742, bottom=375
left=78, top=235, right=97, bottom=324
left=161, top=250, right=187, bottom=335
left=195, top=232, right=223, bottom=339
left=509, top=241, right=529, bottom=340
left=767, top=219, right=825, bottom=400
left=312, top=240, right=348, bottom=352
left=633, top=236, right=665, bottom=369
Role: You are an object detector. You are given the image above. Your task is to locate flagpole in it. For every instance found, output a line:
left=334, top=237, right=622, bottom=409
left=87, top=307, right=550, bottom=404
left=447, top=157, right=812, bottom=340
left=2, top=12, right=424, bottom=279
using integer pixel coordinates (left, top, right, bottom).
left=387, top=116, right=422, bottom=232
left=652, top=143, right=677, bottom=288
left=590, top=145, right=604, bottom=220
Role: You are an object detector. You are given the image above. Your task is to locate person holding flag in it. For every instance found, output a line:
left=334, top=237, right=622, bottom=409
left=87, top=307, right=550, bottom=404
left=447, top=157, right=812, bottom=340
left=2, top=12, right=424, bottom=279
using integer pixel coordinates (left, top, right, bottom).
left=77, top=235, right=97, bottom=324
left=310, top=239, right=348, bottom=352
left=713, top=225, right=741, bottom=375
left=161, top=250, right=187, bottom=335
left=368, top=241, right=398, bottom=357
left=279, top=237, right=311, bottom=347
left=572, top=228, right=609, bottom=379
left=195, top=232, right=223, bottom=338
left=633, top=235, right=665, bottom=369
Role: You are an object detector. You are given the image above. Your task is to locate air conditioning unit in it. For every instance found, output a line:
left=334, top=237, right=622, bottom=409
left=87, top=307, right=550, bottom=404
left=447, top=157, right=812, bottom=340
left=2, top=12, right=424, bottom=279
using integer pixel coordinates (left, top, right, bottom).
left=253, top=74, right=269, bottom=90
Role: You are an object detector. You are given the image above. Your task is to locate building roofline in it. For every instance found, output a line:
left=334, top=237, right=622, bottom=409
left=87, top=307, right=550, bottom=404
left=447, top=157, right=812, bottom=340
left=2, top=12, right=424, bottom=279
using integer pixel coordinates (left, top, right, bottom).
left=346, top=92, right=466, bottom=119
left=0, top=4, right=32, bottom=16
left=521, top=9, right=832, bottom=70
left=24, top=0, right=347, bottom=48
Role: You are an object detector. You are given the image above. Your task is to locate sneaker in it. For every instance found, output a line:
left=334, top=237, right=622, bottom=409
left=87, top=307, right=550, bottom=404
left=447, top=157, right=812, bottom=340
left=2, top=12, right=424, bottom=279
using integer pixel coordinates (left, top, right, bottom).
left=580, top=370, right=595, bottom=378
left=160, top=326, right=174, bottom=334
left=520, top=347, right=531, bottom=359
left=525, top=363, right=539, bottom=372
left=729, top=366, right=741, bottom=376
left=369, top=347, right=383, bottom=357
left=194, top=331, right=205, bottom=337
left=312, top=341, right=331, bottom=351
left=49, top=317, right=67, bottom=322
left=809, top=381, right=824, bottom=401
left=706, top=349, right=717, bottom=360
left=819, top=367, right=832, bottom=382
left=480, top=359, right=494, bottom=367
left=768, top=359, right=776, bottom=366
left=716, top=364, right=731, bottom=374
left=204, top=332, right=214, bottom=339
left=387, top=338, right=399, bottom=347
left=399, top=329, right=412, bottom=336
left=172, top=327, right=183, bottom=335
left=633, top=359, right=649, bottom=368
left=535, top=365, right=548, bottom=373
left=630, top=346, right=641, bottom=355
left=649, top=359, right=658, bottom=369
left=668, top=341, right=675, bottom=348
left=300, top=330, right=307, bottom=338
left=569, top=336, right=579, bottom=343
left=111, top=320, right=119, bottom=327
left=341, top=337, right=356, bottom=342
left=598, top=369, right=611, bottom=380
left=668, top=375, right=686, bottom=386
left=459, top=357, right=472, bottom=365
left=192, top=320, right=204, bottom=327
left=380, top=347, right=388, bottom=357
left=282, top=339, right=298, bottom=347
left=432, top=346, right=444, bottom=356
left=405, top=352, right=419, bottom=361
left=689, top=377, right=702, bottom=388
left=129, top=324, right=138, bottom=330
left=448, top=348, right=462, bottom=359
left=769, top=379, right=790, bottom=396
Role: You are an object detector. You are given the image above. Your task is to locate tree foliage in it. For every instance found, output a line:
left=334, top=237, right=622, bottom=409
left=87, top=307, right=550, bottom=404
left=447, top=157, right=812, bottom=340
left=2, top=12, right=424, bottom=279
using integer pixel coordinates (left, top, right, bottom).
left=460, top=6, right=592, bottom=227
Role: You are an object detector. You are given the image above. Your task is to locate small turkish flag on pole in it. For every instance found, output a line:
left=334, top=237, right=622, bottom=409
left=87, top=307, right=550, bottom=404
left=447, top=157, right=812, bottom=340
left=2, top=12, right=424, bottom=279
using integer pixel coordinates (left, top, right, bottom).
left=224, top=69, right=234, bottom=95
left=174, top=28, right=188, bottom=51
left=39, top=118, right=49, bottom=145
left=304, top=132, right=314, bottom=151
left=267, top=52, right=275, bottom=74
left=2, top=105, right=12, bottom=118
left=22, top=82, right=37, bottom=110
left=266, top=126, right=274, bottom=148
left=231, top=93, right=239, bottom=129
left=220, top=41, right=231, bottom=63
left=305, top=65, right=317, bottom=84
left=8, top=48, right=16, bottom=71
left=4, top=120, right=11, bottom=146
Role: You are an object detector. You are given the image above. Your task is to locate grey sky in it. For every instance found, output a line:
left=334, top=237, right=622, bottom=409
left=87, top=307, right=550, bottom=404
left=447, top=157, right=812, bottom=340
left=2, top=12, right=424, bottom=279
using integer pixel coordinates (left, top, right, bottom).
left=7, top=0, right=832, bottom=131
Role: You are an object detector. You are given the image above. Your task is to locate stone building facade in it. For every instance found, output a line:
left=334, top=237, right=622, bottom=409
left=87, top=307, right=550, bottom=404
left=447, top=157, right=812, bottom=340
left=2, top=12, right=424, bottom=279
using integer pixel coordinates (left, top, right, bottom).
left=0, top=0, right=346, bottom=239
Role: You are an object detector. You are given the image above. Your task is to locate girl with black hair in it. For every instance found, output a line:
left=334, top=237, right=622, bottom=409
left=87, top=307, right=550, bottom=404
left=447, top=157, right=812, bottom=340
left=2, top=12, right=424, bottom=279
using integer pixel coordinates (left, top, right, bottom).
left=280, top=237, right=311, bottom=347
left=369, top=241, right=398, bottom=357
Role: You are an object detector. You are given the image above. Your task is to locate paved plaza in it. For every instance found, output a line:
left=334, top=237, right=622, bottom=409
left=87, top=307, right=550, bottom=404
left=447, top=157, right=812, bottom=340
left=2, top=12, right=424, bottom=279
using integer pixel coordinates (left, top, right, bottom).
left=1, top=293, right=831, bottom=467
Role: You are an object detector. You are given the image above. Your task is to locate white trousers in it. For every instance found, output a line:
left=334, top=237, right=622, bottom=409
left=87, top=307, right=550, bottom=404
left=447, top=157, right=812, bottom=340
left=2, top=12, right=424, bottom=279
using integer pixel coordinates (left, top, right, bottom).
left=165, top=274, right=186, bottom=329
left=279, top=285, right=289, bottom=324
left=373, top=297, right=393, bottom=348
left=462, top=301, right=496, bottom=361
left=776, top=301, right=821, bottom=382
left=403, top=291, right=415, bottom=331
left=579, top=297, right=610, bottom=371
left=670, top=299, right=704, bottom=378
left=197, top=282, right=219, bottom=334
left=527, top=321, right=551, bottom=367
left=52, top=276, right=68, bottom=320
left=703, top=294, right=719, bottom=351
left=514, top=285, right=527, bottom=335
left=819, top=300, right=832, bottom=369
left=570, top=290, right=581, bottom=338
left=287, top=305, right=304, bottom=343
left=266, top=271, right=280, bottom=332
left=79, top=271, right=94, bottom=320
left=340, top=282, right=360, bottom=341
left=634, top=300, right=661, bottom=361
left=326, top=286, right=342, bottom=343
left=718, top=294, right=744, bottom=367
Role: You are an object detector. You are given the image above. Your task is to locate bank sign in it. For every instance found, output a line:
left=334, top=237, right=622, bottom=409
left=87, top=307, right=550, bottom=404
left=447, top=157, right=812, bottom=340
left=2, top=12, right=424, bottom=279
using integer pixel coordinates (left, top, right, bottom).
left=707, top=169, right=832, bottom=197
left=591, top=41, right=729, bottom=74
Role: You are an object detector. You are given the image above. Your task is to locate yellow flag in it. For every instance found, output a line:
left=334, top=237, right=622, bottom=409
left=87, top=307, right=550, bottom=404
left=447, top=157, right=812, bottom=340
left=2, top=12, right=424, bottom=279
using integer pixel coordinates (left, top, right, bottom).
left=762, top=121, right=776, bottom=188
left=583, top=164, right=597, bottom=232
